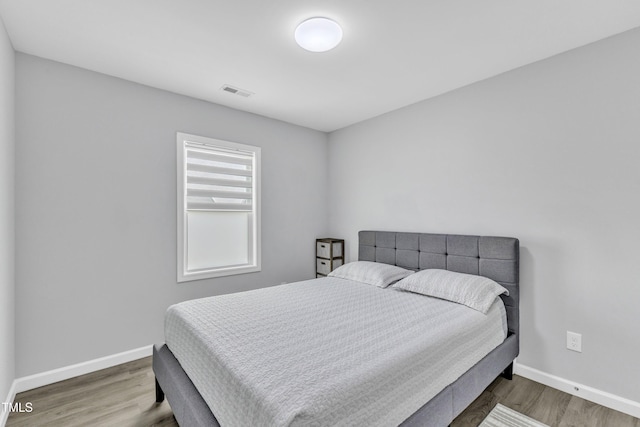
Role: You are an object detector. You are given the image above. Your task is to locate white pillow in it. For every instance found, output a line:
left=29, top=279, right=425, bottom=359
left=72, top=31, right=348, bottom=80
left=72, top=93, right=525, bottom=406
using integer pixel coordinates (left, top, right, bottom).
left=328, top=261, right=414, bottom=288
left=393, top=269, right=508, bottom=314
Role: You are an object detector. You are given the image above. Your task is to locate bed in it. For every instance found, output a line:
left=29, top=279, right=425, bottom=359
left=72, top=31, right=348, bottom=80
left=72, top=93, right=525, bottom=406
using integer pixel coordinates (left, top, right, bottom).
left=153, top=231, right=520, bottom=427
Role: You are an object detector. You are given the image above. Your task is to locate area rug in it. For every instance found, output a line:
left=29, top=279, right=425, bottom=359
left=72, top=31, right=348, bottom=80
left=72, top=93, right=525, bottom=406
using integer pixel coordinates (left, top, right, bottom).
left=479, top=404, right=549, bottom=427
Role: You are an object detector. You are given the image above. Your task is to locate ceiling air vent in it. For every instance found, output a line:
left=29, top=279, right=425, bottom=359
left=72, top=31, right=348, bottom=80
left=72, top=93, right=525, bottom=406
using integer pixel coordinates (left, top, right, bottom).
left=221, top=84, right=254, bottom=98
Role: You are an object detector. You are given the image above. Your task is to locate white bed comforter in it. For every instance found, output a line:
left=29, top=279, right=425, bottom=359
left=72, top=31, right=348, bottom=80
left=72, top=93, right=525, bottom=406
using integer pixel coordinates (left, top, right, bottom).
left=165, top=277, right=507, bottom=427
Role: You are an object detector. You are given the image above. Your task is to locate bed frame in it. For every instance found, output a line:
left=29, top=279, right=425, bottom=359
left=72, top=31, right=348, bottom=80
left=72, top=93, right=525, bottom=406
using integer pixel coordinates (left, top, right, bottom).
left=153, top=230, right=519, bottom=427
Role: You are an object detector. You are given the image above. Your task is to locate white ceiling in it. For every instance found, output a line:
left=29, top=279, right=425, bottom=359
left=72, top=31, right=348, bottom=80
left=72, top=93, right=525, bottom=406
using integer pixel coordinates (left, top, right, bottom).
left=2, top=1, right=640, bottom=132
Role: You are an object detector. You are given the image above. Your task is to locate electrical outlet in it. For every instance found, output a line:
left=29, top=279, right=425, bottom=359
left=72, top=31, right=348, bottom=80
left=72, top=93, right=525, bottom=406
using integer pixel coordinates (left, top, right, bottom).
left=567, top=331, right=582, bottom=352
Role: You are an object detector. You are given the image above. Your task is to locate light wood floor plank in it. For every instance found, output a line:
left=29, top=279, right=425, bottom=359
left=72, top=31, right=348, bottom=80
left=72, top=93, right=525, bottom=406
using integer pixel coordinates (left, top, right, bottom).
left=496, top=375, right=547, bottom=415
left=7, top=357, right=638, bottom=426
left=7, top=357, right=176, bottom=427
left=527, top=384, right=571, bottom=426
left=558, top=395, right=639, bottom=427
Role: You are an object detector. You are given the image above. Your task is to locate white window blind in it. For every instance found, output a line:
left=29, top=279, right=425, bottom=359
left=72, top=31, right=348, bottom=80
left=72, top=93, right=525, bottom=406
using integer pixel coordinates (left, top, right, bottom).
left=185, top=143, right=254, bottom=212
left=177, top=133, right=261, bottom=282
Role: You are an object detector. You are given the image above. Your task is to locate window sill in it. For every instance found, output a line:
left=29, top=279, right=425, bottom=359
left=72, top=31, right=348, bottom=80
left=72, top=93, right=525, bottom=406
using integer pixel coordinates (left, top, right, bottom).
left=178, top=264, right=261, bottom=283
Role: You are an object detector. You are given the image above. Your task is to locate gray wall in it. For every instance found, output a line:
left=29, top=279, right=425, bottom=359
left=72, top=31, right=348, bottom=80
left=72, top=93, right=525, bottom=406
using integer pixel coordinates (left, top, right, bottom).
left=0, top=16, right=15, bottom=403
left=15, top=54, right=328, bottom=377
left=328, top=28, right=640, bottom=403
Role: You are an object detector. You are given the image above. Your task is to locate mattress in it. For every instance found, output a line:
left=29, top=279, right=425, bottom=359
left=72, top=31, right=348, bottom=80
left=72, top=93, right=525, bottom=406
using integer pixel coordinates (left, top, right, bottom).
left=165, top=277, right=507, bottom=427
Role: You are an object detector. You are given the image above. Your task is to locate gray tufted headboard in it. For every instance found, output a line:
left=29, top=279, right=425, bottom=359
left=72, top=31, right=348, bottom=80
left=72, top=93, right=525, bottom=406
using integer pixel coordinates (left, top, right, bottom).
left=359, top=231, right=520, bottom=337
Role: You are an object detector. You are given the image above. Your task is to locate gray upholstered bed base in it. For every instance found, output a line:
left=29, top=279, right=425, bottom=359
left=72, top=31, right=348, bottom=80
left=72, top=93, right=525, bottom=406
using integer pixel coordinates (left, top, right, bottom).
left=153, top=231, right=520, bottom=427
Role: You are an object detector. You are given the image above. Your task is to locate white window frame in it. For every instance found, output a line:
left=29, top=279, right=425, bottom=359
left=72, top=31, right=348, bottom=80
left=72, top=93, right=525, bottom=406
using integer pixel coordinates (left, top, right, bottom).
left=177, top=132, right=261, bottom=282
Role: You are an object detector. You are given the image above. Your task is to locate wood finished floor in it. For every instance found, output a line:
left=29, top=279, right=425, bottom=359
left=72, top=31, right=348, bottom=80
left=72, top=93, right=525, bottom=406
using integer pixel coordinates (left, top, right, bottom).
left=7, top=357, right=639, bottom=427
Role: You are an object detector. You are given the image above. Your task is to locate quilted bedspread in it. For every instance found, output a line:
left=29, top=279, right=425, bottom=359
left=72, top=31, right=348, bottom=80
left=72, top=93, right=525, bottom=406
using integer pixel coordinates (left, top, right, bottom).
left=165, top=277, right=507, bottom=427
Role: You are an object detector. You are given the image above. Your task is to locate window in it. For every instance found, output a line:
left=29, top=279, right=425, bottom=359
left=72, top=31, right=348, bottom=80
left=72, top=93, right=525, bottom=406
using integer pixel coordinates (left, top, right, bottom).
left=177, top=133, right=261, bottom=282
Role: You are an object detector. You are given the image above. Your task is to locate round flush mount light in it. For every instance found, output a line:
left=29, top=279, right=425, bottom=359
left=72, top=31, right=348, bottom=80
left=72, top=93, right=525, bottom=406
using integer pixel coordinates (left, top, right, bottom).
left=295, top=17, right=343, bottom=52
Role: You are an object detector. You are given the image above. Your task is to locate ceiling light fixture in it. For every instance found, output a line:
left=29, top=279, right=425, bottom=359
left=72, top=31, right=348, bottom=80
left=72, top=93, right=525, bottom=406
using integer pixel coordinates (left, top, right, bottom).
left=295, top=17, right=343, bottom=52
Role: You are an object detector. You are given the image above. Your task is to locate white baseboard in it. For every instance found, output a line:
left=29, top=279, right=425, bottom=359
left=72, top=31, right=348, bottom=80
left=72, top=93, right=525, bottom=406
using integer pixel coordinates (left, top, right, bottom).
left=13, top=345, right=152, bottom=394
left=1, top=379, right=17, bottom=427
left=515, top=363, right=640, bottom=419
